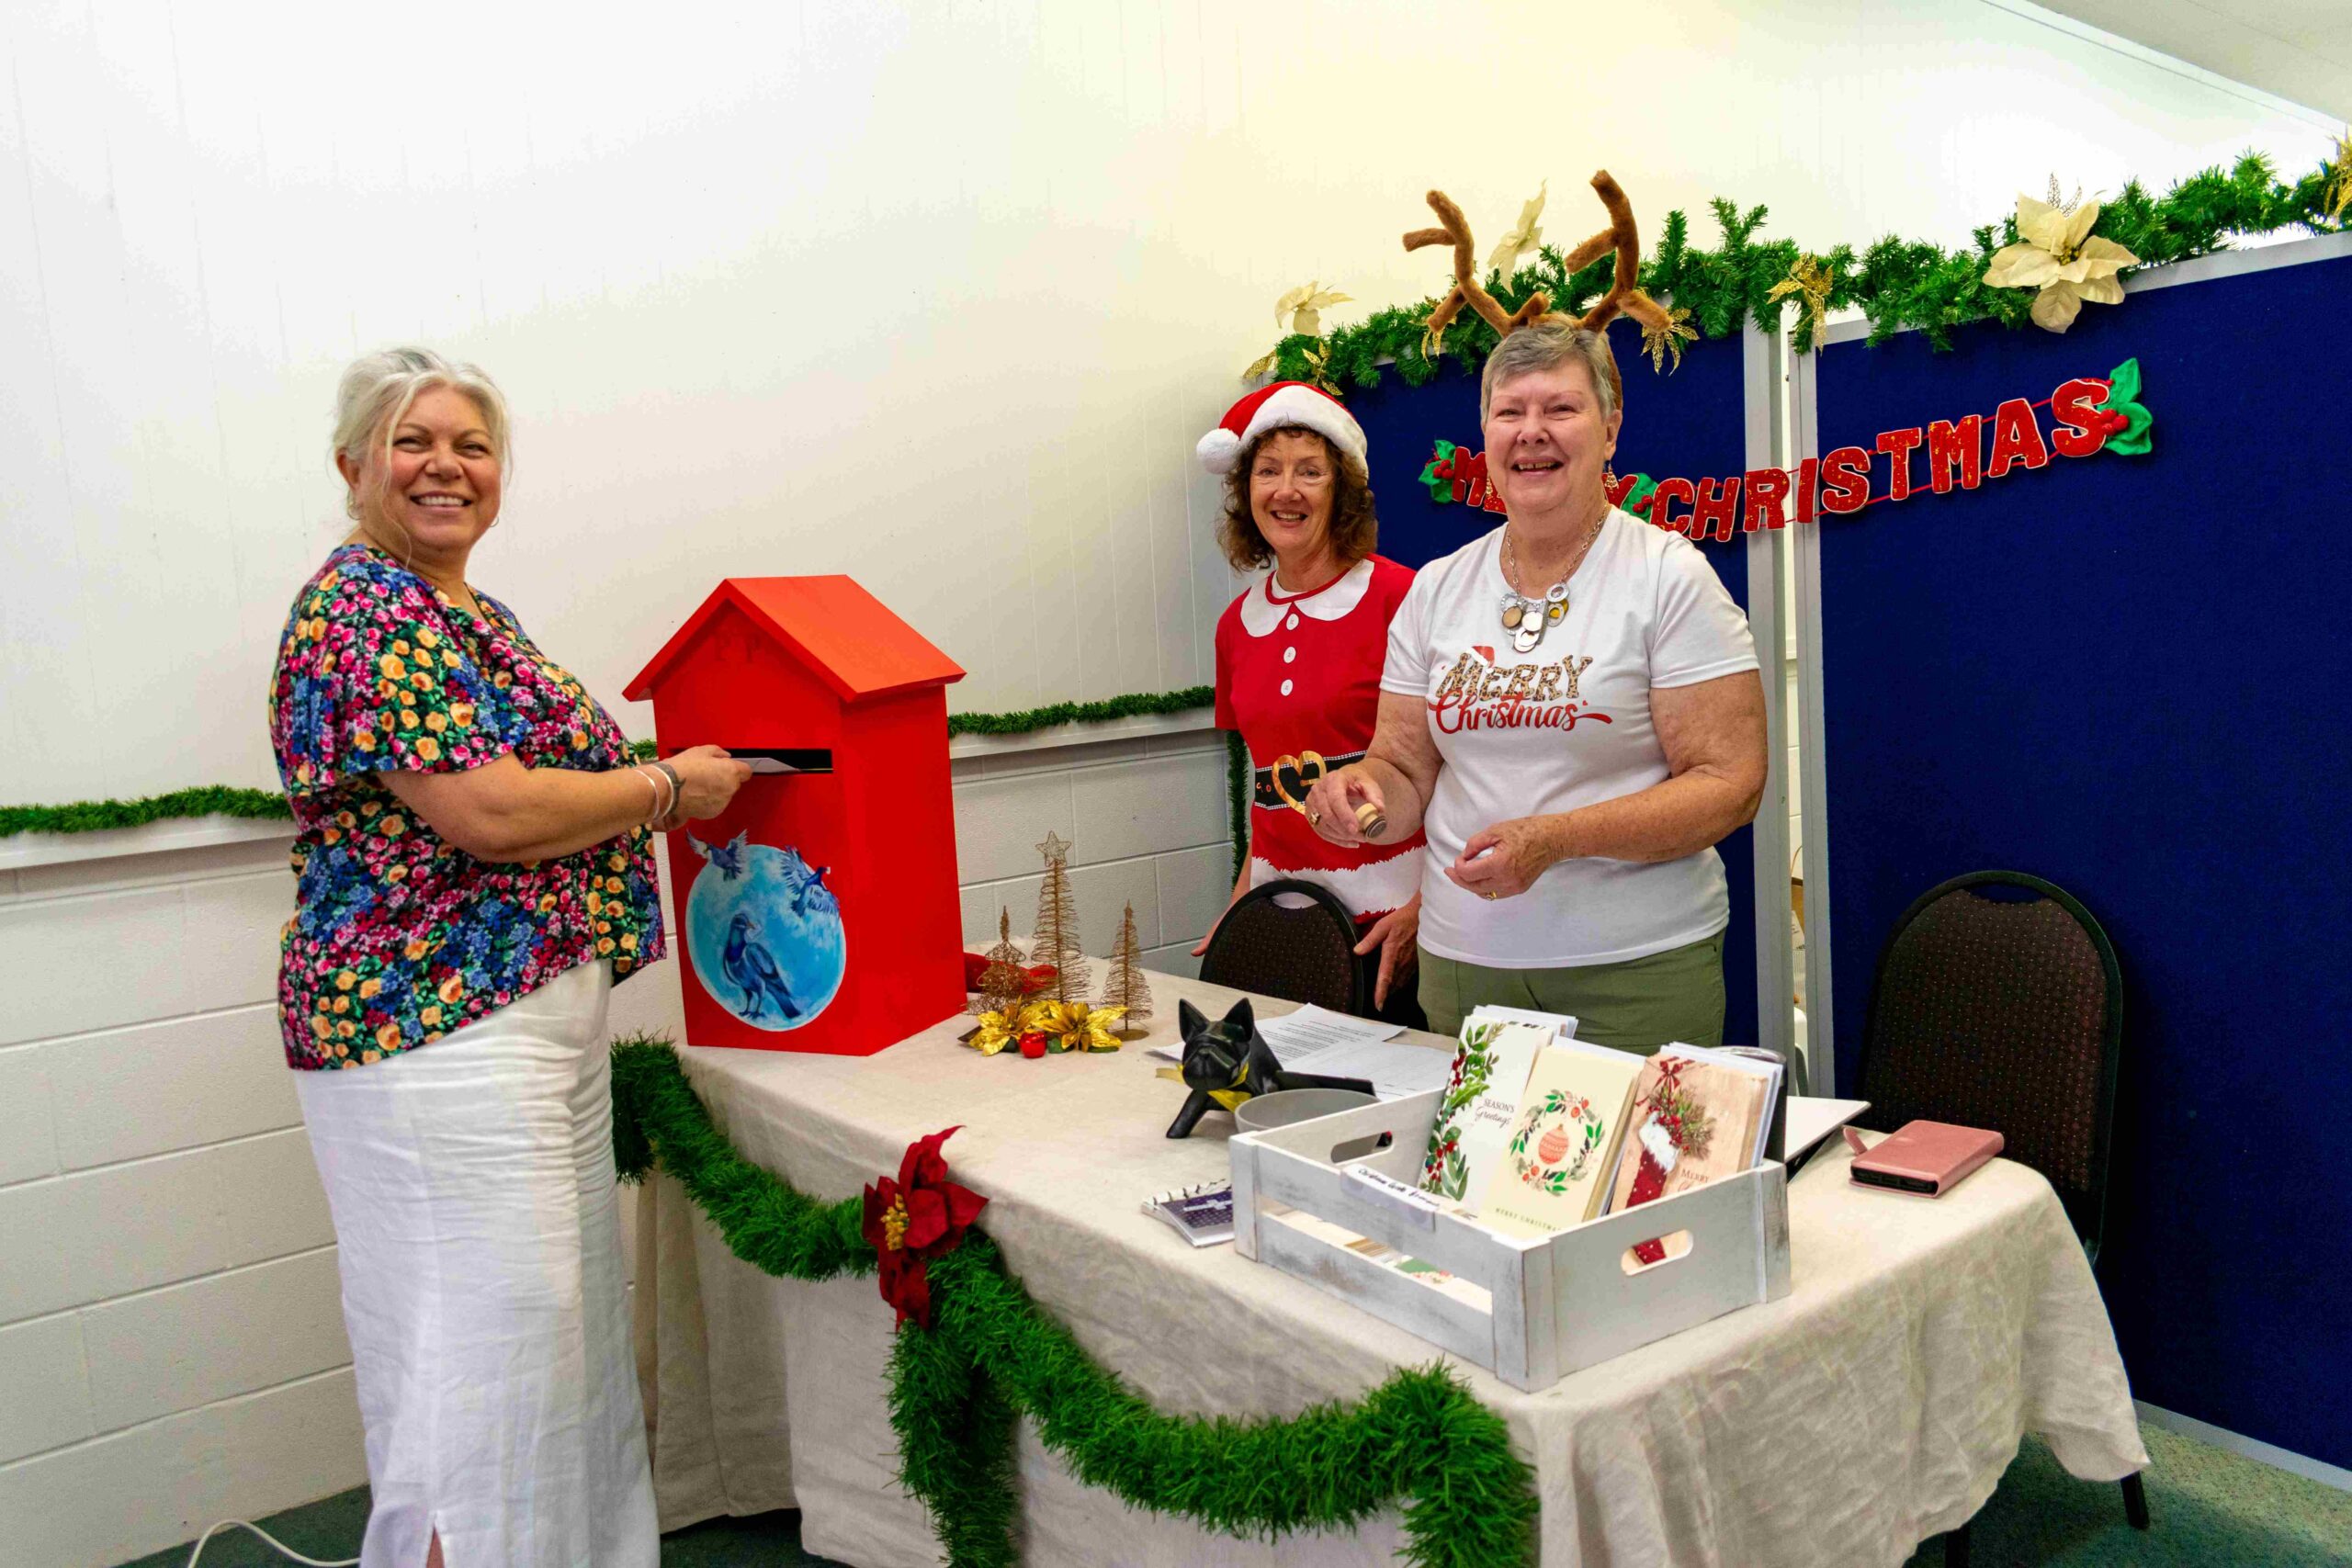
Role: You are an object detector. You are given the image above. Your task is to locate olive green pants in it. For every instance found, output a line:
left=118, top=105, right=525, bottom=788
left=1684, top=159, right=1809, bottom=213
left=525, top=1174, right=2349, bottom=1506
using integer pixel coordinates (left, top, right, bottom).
left=1416, top=931, right=1725, bottom=1055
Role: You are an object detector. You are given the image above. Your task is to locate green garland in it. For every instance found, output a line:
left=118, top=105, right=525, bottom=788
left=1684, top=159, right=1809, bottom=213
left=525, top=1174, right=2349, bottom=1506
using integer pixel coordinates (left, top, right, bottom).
left=610, top=1036, right=1538, bottom=1568
left=1227, top=730, right=1250, bottom=882
left=944, top=685, right=1214, bottom=737
left=0, top=690, right=1225, bottom=840
left=0, top=785, right=295, bottom=838
left=1264, top=150, right=2347, bottom=385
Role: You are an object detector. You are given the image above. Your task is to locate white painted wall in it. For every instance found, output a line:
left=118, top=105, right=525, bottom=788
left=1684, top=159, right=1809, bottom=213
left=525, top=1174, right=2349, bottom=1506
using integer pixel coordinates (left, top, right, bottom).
left=0, top=0, right=2332, bottom=813
left=0, top=729, right=1227, bottom=1568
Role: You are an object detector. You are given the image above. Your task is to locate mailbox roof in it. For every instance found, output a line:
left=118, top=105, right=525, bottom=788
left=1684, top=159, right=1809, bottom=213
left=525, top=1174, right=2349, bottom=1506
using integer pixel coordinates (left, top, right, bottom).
left=624, top=576, right=966, bottom=705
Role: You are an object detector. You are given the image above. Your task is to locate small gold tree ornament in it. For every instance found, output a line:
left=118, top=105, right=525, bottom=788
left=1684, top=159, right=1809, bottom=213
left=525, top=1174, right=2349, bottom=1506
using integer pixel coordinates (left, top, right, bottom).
left=1098, top=901, right=1154, bottom=1039
left=971, top=908, right=1029, bottom=1020
left=1030, top=831, right=1091, bottom=1003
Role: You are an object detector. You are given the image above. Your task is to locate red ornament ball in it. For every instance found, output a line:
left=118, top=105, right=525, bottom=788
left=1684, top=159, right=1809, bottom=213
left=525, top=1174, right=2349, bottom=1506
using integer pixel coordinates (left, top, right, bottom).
left=1018, top=1032, right=1048, bottom=1059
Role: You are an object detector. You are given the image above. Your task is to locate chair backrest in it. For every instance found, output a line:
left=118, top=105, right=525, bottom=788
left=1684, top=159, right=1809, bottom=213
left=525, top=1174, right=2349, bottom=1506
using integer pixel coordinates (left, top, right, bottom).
left=1197, top=879, right=1368, bottom=1016
left=1859, top=871, right=2123, bottom=1258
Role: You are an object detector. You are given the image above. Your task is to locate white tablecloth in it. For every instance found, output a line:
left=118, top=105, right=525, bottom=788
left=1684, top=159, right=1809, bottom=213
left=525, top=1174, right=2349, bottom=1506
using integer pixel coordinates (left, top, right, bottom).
left=632, top=971, right=2144, bottom=1568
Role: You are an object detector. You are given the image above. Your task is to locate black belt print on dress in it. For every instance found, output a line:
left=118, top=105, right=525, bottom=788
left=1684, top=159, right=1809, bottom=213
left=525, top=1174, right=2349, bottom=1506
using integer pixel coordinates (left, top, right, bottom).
left=1251, top=750, right=1368, bottom=812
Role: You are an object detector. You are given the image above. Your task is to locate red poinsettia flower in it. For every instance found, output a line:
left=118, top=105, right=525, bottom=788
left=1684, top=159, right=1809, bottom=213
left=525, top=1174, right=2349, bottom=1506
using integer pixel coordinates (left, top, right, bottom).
left=861, top=1126, right=988, bottom=1329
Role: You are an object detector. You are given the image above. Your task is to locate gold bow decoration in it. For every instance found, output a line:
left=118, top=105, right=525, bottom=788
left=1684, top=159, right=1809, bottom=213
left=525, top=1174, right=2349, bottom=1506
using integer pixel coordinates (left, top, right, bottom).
left=1982, top=193, right=2141, bottom=333
left=1487, top=180, right=1548, bottom=278
left=1153, top=1057, right=1256, bottom=1112
left=1032, top=998, right=1126, bottom=1054
left=1768, top=254, right=1835, bottom=348
left=967, top=1007, right=1022, bottom=1057
left=1276, top=281, right=1353, bottom=338
left=1268, top=750, right=1329, bottom=813
left=1641, top=304, right=1698, bottom=373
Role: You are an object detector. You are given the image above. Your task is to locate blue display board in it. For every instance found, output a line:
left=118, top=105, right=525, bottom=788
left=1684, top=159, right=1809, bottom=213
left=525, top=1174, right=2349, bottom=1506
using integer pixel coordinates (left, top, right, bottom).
left=1812, top=238, right=2352, bottom=1468
left=1345, top=332, right=1763, bottom=1046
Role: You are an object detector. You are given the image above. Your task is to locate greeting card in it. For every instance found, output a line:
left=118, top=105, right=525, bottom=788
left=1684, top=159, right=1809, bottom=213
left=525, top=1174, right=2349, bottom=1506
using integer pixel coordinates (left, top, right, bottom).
left=1479, top=1041, right=1648, bottom=1235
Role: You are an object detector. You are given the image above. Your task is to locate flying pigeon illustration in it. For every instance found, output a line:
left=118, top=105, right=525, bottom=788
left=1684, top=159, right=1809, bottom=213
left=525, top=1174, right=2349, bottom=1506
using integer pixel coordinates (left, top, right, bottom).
left=687, top=829, right=749, bottom=880
left=721, top=911, right=802, bottom=1022
left=775, top=847, right=838, bottom=918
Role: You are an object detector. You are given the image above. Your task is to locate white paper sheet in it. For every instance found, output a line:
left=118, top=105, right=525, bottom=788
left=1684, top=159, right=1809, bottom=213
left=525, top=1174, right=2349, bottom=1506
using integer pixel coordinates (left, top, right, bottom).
left=1147, top=1005, right=1447, bottom=1100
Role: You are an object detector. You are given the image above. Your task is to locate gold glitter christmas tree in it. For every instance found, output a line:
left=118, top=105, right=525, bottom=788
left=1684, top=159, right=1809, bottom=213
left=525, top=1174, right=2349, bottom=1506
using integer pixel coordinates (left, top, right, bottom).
left=971, top=908, right=1029, bottom=1019
left=1099, top=901, right=1153, bottom=1038
left=1030, top=831, right=1090, bottom=1003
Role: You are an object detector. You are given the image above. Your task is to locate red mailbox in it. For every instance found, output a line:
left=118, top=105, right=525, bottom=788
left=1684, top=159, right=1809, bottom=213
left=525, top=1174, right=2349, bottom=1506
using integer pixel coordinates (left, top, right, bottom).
left=624, top=577, right=967, bottom=1055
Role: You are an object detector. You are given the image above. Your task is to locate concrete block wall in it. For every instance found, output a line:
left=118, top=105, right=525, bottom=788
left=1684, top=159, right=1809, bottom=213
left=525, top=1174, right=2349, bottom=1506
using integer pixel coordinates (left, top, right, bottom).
left=0, top=720, right=1234, bottom=1567
left=0, top=839, right=363, bottom=1568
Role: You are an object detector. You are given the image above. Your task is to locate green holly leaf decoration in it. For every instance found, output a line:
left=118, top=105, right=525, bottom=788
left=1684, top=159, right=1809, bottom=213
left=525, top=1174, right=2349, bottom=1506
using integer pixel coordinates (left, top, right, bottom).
left=2097, top=357, right=2154, bottom=456
left=1621, top=473, right=1659, bottom=515
left=1420, top=439, right=1459, bottom=503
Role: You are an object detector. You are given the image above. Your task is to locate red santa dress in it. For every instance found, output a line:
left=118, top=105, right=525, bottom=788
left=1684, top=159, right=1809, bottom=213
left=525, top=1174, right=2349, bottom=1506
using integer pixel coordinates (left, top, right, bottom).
left=1214, top=555, right=1426, bottom=926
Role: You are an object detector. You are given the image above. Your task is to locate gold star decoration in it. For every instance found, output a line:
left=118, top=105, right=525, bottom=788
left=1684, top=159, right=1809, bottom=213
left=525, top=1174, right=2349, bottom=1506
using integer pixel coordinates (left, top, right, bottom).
left=1299, top=344, right=1341, bottom=397
left=1035, top=830, right=1073, bottom=867
left=1641, top=304, right=1698, bottom=373
left=1767, top=254, right=1835, bottom=346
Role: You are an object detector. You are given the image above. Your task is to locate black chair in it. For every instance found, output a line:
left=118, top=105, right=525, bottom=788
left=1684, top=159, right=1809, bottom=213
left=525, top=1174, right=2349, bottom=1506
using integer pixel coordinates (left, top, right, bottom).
left=1855, top=871, right=2147, bottom=1562
left=1196, top=878, right=1368, bottom=1016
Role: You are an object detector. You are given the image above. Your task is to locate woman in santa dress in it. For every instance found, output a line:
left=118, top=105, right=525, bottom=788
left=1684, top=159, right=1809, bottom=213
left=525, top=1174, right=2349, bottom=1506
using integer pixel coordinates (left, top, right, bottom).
left=1191, top=381, right=1428, bottom=1025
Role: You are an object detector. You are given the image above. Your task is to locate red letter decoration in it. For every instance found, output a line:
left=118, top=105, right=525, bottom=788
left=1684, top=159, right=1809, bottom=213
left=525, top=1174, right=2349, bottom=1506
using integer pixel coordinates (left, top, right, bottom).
left=2049, top=378, right=2111, bottom=459
left=1743, top=468, right=1791, bottom=531
left=1690, top=477, right=1742, bottom=542
left=1925, top=416, right=1984, bottom=493
left=1819, top=446, right=1871, bottom=514
left=1875, top=428, right=1925, bottom=502
left=1796, top=457, right=1818, bottom=524
left=1987, top=398, right=2051, bottom=479
left=1649, top=476, right=1697, bottom=536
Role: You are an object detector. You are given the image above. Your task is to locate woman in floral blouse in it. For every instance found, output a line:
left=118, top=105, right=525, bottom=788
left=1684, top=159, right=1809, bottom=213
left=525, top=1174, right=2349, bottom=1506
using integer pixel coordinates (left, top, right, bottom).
left=268, top=347, right=749, bottom=1568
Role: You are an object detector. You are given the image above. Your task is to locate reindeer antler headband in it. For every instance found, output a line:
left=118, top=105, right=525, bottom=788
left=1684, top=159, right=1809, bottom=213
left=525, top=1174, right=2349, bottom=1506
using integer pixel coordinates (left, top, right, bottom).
left=1405, top=170, right=1674, bottom=402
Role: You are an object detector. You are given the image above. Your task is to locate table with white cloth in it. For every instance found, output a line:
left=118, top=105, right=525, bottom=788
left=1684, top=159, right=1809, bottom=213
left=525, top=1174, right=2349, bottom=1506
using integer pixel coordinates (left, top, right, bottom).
left=631, top=970, right=2146, bottom=1568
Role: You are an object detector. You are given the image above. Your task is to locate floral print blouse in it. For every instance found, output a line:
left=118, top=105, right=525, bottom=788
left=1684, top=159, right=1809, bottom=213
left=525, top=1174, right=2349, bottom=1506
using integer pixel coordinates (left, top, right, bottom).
left=267, top=543, right=665, bottom=1069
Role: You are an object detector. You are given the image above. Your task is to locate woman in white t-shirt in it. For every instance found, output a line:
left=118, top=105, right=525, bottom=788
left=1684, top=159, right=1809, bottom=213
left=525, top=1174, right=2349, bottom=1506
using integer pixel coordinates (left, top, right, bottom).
left=1303, top=318, right=1767, bottom=1049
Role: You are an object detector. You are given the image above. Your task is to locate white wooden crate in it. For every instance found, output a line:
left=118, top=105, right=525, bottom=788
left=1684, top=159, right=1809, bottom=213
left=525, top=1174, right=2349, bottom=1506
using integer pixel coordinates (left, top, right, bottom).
left=1229, top=1089, right=1792, bottom=1393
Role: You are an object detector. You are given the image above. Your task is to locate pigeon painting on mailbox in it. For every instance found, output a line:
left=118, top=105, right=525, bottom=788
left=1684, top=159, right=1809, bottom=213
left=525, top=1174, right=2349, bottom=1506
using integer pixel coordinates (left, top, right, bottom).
left=626, top=577, right=967, bottom=1055
left=683, top=830, right=846, bottom=1031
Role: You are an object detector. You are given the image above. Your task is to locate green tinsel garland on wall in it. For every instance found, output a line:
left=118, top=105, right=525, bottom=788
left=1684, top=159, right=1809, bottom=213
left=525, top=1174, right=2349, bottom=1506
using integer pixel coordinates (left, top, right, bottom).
left=1261, top=151, right=2346, bottom=386
left=0, top=690, right=1227, bottom=840
left=610, top=1036, right=1539, bottom=1568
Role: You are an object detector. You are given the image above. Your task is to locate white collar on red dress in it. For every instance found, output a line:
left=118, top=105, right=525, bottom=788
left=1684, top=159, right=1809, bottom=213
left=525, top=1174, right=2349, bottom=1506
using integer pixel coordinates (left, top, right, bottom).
left=1237, top=557, right=1374, bottom=637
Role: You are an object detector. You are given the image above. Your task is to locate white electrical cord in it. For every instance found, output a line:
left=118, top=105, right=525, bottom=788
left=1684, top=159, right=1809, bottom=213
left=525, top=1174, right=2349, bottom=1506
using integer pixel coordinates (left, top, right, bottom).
left=183, top=1517, right=361, bottom=1567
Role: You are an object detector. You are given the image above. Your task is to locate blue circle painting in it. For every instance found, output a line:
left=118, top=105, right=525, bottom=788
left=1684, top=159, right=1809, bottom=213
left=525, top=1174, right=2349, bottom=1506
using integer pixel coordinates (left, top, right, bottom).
left=684, top=832, right=845, bottom=1032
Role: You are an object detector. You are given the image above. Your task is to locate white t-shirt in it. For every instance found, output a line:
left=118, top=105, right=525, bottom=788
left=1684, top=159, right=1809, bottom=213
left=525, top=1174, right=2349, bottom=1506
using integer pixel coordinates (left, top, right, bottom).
left=1380, top=512, right=1759, bottom=967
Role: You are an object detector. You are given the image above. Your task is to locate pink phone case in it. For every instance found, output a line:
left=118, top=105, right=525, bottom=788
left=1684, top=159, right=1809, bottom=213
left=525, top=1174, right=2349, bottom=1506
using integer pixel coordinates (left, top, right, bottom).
left=1843, top=1120, right=2004, bottom=1196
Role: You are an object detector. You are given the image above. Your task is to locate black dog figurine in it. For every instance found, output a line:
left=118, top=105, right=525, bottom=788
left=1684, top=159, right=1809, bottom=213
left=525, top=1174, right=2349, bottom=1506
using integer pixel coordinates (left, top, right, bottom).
left=1164, top=997, right=1375, bottom=1138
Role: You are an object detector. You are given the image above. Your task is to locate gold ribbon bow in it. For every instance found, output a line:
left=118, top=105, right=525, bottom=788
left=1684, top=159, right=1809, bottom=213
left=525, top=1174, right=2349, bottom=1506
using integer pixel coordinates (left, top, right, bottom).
left=1154, top=1055, right=1256, bottom=1112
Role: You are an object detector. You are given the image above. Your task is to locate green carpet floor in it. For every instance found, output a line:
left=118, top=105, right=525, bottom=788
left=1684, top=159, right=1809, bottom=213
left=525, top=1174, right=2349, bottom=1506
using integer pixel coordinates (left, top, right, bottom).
left=119, top=1421, right=2350, bottom=1567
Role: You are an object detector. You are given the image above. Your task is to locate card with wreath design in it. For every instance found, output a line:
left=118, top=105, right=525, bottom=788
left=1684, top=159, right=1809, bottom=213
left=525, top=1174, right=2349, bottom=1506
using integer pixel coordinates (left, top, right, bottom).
left=1478, top=1042, right=1648, bottom=1235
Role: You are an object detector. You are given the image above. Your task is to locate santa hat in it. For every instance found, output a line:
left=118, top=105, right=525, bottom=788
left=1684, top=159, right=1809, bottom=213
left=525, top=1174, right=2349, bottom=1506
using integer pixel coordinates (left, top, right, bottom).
left=1196, top=381, right=1367, bottom=477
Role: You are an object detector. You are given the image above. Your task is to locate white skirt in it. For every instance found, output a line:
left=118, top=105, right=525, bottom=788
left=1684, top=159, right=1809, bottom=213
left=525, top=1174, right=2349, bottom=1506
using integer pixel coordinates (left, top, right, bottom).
left=296, top=961, right=658, bottom=1568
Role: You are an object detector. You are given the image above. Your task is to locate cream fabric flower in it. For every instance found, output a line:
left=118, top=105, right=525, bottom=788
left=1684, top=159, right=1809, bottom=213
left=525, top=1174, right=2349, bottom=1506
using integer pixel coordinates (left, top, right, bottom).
left=1983, top=195, right=2141, bottom=333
